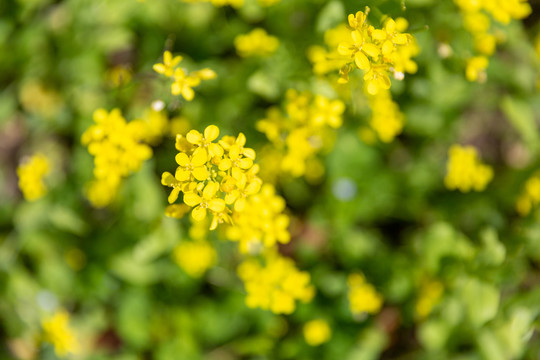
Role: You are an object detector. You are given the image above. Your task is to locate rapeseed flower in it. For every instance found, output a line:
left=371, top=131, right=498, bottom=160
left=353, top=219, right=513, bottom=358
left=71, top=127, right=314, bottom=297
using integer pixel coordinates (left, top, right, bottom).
left=303, top=319, right=332, bottom=346
left=173, top=240, right=216, bottom=277
left=347, top=273, right=383, bottom=317
left=444, top=144, right=493, bottom=192
left=42, top=310, right=79, bottom=357
left=17, top=154, right=50, bottom=201
left=234, top=28, right=279, bottom=58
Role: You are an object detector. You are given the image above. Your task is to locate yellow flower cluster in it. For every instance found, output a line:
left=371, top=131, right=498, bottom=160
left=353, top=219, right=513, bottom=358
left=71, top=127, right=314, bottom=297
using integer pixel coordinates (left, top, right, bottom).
left=234, top=28, right=279, bottom=58
left=81, top=108, right=153, bottom=208
left=367, top=88, right=405, bottom=143
left=237, top=251, right=315, bottom=314
left=17, top=154, right=50, bottom=201
left=347, top=273, right=383, bottom=317
left=444, top=144, right=493, bottom=192
left=303, top=319, right=332, bottom=346
left=415, top=279, right=444, bottom=320
left=256, top=89, right=344, bottom=179
left=454, top=0, right=531, bottom=81
left=308, top=11, right=418, bottom=95
left=153, top=51, right=216, bottom=101
left=162, top=125, right=260, bottom=227
left=41, top=310, right=79, bottom=357
left=173, top=240, right=217, bottom=277
left=516, top=172, right=540, bottom=216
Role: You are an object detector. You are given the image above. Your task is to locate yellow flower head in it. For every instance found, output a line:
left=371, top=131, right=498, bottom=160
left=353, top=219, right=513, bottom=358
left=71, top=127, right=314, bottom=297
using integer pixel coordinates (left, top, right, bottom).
left=234, top=28, right=280, bottom=58
left=415, top=279, right=444, bottom=320
left=444, top=144, right=493, bottom=192
left=153, top=51, right=216, bottom=101
left=303, top=319, right=332, bottom=346
left=368, top=88, right=405, bottom=143
left=238, top=251, right=315, bottom=314
left=81, top=108, right=153, bottom=208
left=309, top=9, right=418, bottom=94
left=173, top=240, right=217, bottom=277
left=347, top=273, right=383, bottom=317
left=17, top=154, right=50, bottom=201
left=42, top=310, right=79, bottom=357
left=516, top=172, right=540, bottom=216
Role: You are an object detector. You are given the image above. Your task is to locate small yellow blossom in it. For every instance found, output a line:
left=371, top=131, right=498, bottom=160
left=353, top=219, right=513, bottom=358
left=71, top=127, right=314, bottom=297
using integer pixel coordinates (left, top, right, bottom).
left=466, top=56, right=489, bottom=82
left=17, top=154, right=50, bottom=201
left=173, top=240, right=217, bottom=277
left=368, top=88, right=405, bottom=143
left=153, top=51, right=216, bottom=100
left=309, top=10, right=418, bottom=94
left=303, top=319, right=332, bottom=346
left=238, top=251, right=315, bottom=314
left=415, top=280, right=444, bottom=320
left=516, top=172, right=540, bottom=216
left=19, top=82, right=63, bottom=118
left=81, top=108, right=153, bottom=207
left=234, top=28, right=279, bottom=58
left=42, top=310, right=79, bottom=357
left=108, top=65, right=132, bottom=87
left=347, top=273, right=383, bottom=317
left=256, top=90, right=343, bottom=179
left=444, top=144, right=493, bottom=192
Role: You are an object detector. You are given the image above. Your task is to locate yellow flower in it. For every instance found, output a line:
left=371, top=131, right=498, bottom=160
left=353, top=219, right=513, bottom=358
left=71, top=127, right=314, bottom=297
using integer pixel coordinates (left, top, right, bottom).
left=238, top=251, right=314, bottom=314
left=303, top=319, right=332, bottom=346
left=368, top=88, right=404, bottom=142
left=184, top=181, right=226, bottom=221
left=173, top=240, right=216, bottom=277
left=347, top=273, right=383, bottom=316
left=465, top=55, right=489, bottom=82
left=17, top=154, right=50, bottom=201
left=444, top=144, right=493, bottom=192
left=42, top=310, right=79, bottom=357
left=516, top=172, right=540, bottom=216
left=153, top=50, right=182, bottom=77
left=153, top=51, right=217, bottom=100
left=81, top=108, right=153, bottom=208
left=234, top=28, right=279, bottom=57
left=175, top=147, right=209, bottom=182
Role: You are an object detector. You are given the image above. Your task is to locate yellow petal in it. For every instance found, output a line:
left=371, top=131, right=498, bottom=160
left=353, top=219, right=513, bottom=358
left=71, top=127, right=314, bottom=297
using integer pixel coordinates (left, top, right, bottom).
left=204, top=125, right=220, bottom=141
left=337, top=43, right=352, bottom=56
left=229, top=145, right=240, bottom=160
left=168, top=187, right=181, bottom=204
left=236, top=133, right=246, bottom=147
left=182, top=86, right=195, bottom=101
left=219, top=158, right=232, bottom=171
left=171, top=82, right=181, bottom=95
left=362, top=43, right=380, bottom=58
left=393, top=34, right=409, bottom=45
left=164, top=51, right=172, bottom=65
left=153, top=64, right=166, bottom=75
left=238, top=158, right=253, bottom=169
left=175, top=152, right=190, bottom=167
left=203, top=182, right=219, bottom=199
left=351, top=30, right=363, bottom=44
left=192, top=166, right=209, bottom=181
left=161, top=172, right=177, bottom=186
left=209, top=143, right=224, bottom=157
left=234, top=197, right=246, bottom=212
left=209, top=198, right=225, bottom=212
left=183, top=192, right=202, bottom=207
left=175, top=168, right=191, bottom=182
left=243, top=148, right=256, bottom=160
left=371, top=29, right=387, bottom=41
left=354, top=52, right=370, bottom=70
left=191, top=206, right=207, bottom=221
left=191, top=147, right=208, bottom=167
left=186, top=130, right=203, bottom=145
left=385, top=18, right=396, bottom=33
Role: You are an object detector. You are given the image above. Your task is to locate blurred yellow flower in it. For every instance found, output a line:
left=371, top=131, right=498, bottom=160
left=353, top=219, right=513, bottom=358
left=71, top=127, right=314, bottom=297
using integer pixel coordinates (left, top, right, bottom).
left=303, top=319, right=331, bottom=346
left=347, top=273, right=383, bottom=317
left=17, top=154, right=50, bottom=201
left=444, top=144, right=493, bottom=192
left=42, top=310, right=79, bottom=357
left=234, top=28, right=279, bottom=58
left=173, top=240, right=217, bottom=277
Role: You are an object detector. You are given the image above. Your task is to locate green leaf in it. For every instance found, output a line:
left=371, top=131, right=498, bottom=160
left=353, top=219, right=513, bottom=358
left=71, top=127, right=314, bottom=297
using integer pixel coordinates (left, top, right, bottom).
left=501, top=96, right=539, bottom=154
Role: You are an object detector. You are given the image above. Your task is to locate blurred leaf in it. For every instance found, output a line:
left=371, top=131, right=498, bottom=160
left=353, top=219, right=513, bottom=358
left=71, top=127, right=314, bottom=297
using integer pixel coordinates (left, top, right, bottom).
left=501, top=96, right=539, bottom=154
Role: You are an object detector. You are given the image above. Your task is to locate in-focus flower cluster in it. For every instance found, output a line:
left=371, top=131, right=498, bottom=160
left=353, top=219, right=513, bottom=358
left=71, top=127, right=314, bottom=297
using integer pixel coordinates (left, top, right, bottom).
left=303, top=319, right=332, bottom=346
left=347, top=273, right=383, bottom=317
left=415, top=279, right=444, bottom=320
left=81, top=108, right=153, bottom=208
left=41, top=310, right=79, bottom=357
left=256, top=89, right=344, bottom=180
left=444, top=144, right=493, bottom=192
left=308, top=10, right=418, bottom=95
left=153, top=51, right=216, bottom=101
left=455, top=0, right=531, bottom=82
left=367, top=88, right=405, bottom=143
left=237, top=251, right=315, bottom=314
left=234, top=28, right=279, bottom=58
left=17, top=154, right=50, bottom=201
left=516, top=172, right=540, bottom=216
left=173, top=240, right=217, bottom=277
